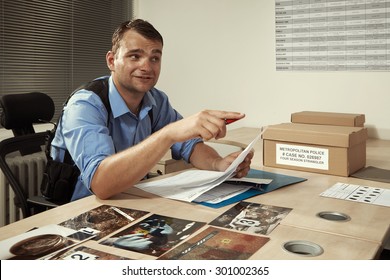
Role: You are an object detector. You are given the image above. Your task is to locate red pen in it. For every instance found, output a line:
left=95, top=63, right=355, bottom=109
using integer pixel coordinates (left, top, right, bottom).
left=225, top=118, right=239, bottom=125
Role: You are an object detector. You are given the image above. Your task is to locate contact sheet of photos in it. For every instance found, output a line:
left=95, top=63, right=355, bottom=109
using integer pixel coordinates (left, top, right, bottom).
left=0, top=202, right=292, bottom=260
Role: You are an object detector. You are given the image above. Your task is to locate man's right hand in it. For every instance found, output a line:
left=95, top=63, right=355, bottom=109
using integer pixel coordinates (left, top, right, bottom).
left=163, top=110, right=245, bottom=142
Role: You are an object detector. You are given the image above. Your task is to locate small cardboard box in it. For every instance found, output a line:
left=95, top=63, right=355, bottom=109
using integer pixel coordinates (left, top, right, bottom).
left=263, top=123, right=367, bottom=176
left=291, top=111, right=365, bottom=127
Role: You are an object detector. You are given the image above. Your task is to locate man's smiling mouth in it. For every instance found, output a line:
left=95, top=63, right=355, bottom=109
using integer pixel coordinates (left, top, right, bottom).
left=135, top=76, right=152, bottom=80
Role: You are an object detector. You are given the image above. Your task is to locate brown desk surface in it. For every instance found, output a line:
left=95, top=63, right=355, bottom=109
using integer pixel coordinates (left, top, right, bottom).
left=0, top=127, right=388, bottom=260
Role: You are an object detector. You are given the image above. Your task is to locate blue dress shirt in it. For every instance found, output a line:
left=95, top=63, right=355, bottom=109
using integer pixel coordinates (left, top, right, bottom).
left=51, top=76, right=202, bottom=201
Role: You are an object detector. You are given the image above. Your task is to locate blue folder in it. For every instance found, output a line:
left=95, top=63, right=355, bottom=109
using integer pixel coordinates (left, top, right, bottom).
left=197, top=169, right=307, bottom=208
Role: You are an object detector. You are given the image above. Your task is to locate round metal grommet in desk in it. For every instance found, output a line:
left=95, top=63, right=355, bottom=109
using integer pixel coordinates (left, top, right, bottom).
left=282, top=240, right=324, bottom=257
left=316, top=211, right=351, bottom=222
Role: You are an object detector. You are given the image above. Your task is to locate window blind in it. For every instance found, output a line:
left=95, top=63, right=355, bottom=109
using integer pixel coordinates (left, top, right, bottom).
left=0, top=0, right=133, bottom=121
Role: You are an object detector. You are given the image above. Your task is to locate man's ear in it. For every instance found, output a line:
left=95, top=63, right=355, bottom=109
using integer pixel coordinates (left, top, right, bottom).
left=106, top=51, right=115, bottom=71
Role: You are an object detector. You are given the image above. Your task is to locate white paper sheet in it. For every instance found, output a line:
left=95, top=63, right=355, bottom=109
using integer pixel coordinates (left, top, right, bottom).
left=320, top=182, right=390, bottom=207
left=135, top=128, right=263, bottom=202
left=225, top=177, right=273, bottom=185
left=193, top=182, right=253, bottom=204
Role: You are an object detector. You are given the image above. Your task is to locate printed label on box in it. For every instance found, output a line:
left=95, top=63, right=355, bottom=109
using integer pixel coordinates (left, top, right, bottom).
left=276, top=143, right=329, bottom=170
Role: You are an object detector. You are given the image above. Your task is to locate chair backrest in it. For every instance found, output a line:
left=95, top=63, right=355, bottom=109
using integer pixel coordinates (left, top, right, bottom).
left=0, top=92, right=55, bottom=137
left=0, top=92, right=56, bottom=221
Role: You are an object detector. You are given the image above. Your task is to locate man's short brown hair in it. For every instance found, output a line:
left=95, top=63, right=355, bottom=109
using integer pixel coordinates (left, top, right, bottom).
left=111, top=19, right=164, bottom=54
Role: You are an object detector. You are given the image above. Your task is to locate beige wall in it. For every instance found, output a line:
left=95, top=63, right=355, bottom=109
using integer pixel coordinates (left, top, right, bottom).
left=137, top=0, right=390, bottom=139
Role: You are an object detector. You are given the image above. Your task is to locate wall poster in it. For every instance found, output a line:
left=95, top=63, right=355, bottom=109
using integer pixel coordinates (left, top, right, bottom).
left=275, top=0, right=390, bottom=71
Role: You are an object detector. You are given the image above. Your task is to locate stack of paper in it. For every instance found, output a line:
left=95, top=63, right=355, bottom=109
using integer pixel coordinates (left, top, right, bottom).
left=135, top=128, right=263, bottom=203
left=193, top=178, right=272, bottom=204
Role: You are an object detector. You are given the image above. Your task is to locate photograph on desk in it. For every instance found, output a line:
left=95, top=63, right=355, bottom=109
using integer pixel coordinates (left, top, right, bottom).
left=209, top=201, right=292, bottom=235
left=58, top=205, right=150, bottom=240
left=99, top=214, right=206, bottom=257
left=0, top=224, right=96, bottom=260
left=157, top=226, right=270, bottom=260
left=57, top=246, right=131, bottom=260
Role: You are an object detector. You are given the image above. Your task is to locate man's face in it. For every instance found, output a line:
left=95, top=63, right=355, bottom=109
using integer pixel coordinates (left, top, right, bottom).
left=107, top=29, right=162, bottom=96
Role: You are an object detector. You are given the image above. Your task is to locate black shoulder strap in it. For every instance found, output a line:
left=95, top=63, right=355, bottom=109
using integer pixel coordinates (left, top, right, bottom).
left=45, top=77, right=154, bottom=163
left=67, top=77, right=152, bottom=128
left=83, top=78, right=111, bottom=117
left=44, top=78, right=111, bottom=163
left=82, top=78, right=153, bottom=129
left=67, top=77, right=111, bottom=119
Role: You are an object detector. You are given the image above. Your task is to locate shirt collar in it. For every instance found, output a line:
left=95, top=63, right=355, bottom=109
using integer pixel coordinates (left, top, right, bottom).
left=108, top=76, right=156, bottom=119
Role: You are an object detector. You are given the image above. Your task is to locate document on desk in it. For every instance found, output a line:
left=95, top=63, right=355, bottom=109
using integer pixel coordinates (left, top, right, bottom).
left=135, top=128, right=263, bottom=202
left=320, top=182, right=390, bottom=207
left=193, top=178, right=273, bottom=204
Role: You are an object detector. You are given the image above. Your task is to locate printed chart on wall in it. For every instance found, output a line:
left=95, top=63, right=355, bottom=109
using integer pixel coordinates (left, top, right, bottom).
left=275, top=0, right=390, bottom=71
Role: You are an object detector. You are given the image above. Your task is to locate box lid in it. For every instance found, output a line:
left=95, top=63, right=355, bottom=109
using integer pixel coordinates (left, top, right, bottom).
left=291, top=111, right=365, bottom=127
left=263, top=123, right=367, bottom=148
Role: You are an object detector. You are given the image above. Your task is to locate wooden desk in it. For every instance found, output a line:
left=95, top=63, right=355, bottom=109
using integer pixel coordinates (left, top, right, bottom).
left=252, top=225, right=380, bottom=260
left=0, top=192, right=380, bottom=260
left=0, top=127, right=388, bottom=260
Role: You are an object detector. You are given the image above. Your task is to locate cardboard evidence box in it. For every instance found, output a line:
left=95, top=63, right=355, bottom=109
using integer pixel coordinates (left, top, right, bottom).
left=263, top=123, right=368, bottom=176
left=291, top=111, right=365, bottom=127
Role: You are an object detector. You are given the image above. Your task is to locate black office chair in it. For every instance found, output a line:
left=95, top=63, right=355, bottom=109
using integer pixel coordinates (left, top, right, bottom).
left=0, top=92, right=59, bottom=219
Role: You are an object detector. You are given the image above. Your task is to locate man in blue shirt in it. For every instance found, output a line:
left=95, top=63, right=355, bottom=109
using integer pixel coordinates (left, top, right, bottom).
left=51, top=19, right=253, bottom=201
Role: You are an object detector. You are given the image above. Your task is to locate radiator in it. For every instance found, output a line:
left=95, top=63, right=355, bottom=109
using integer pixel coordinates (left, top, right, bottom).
left=0, top=151, right=46, bottom=227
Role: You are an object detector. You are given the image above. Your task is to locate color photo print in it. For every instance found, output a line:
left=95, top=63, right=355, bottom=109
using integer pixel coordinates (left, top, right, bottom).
left=100, top=214, right=206, bottom=257
left=0, top=224, right=96, bottom=260
left=209, top=201, right=292, bottom=235
left=158, top=226, right=270, bottom=260
left=59, top=205, right=149, bottom=240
